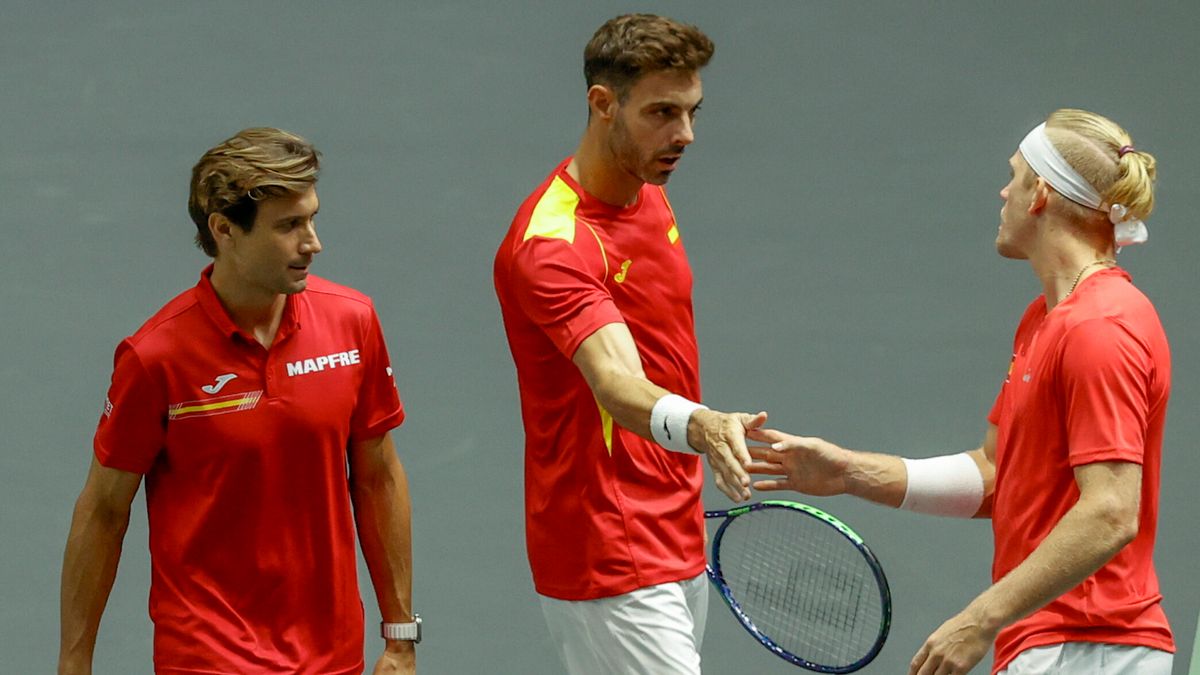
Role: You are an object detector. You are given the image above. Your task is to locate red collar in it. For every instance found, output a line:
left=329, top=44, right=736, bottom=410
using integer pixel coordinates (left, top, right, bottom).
left=194, top=264, right=302, bottom=344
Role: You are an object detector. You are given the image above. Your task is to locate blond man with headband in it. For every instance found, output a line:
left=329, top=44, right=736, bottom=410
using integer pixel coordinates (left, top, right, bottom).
left=495, top=13, right=767, bottom=674
left=746, top=109, right=1174, bottom=675
left=60, top=128, right=419, bottom=674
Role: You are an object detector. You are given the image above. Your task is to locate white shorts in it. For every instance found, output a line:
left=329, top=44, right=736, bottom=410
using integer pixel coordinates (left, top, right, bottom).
left=539, top=572, right=709, bottom=675
left=998, top=641, right=1173, bottom=674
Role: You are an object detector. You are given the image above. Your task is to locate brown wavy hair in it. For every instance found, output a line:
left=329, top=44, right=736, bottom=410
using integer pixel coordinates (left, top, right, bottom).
left=188, top=127, right=320, bottom=257
left=584, top=14, right=714, bottom=99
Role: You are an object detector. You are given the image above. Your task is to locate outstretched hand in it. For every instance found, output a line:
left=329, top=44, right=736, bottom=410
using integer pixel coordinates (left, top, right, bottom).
left=688, top=410, right=768, bottom=502
left=744, top=428, right=852, bottom=496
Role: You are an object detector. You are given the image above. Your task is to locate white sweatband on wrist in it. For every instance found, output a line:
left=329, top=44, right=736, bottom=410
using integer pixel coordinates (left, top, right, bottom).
left=650, top=394, right=708, bottom=454
left=899, top=453, right=984, bottom=518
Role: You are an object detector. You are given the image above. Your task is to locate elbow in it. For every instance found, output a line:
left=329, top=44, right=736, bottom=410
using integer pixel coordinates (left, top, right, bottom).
left=73, top=493, right=133, bottom=536
left=350, top=463, right=403, bottom=500
left=350, top=472, right=386, bottom=498
left=588, top=368, right=624, bottom=404
left=1114, top=513, right=1139, bottom=548
left=580, top=356, right=644, bottom=404
left=1094, top=496, right=1139, bottom=550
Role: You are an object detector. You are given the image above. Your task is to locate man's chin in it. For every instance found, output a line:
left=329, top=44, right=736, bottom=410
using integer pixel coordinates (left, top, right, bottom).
left=994, top=240, right=1028, bottom=260
left=641, top=170, right=672, bottom=186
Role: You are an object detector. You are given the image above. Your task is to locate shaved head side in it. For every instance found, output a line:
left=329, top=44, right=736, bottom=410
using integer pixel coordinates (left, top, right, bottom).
left=1044, top=109, right=1156, bottom=223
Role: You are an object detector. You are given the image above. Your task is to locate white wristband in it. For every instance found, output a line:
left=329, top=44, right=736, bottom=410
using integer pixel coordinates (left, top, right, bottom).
left=650, top=394, right=708, bottom=454
left=899, top=453, right=984, bottom=518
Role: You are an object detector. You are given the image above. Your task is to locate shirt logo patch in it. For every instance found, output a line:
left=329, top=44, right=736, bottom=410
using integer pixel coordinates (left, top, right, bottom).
left=613, top=259, right=633, bottom=284
left=201, top=373, right=238, bottom=394
left=286, top=349, right=361, bottom=377
left=169, top=390, right=263, bottom=421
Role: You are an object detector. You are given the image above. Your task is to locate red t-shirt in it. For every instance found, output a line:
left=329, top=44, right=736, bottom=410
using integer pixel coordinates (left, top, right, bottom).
left=95, top=267, right=404, bottom=675
left=494, top=159, right=707, bottom=600
left=986, top=268, right=1174, bottom=672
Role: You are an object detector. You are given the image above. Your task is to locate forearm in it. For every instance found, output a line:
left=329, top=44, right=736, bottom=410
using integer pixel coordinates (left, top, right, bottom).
left=841, top=449, right=908, bottom=508
left=59, top=500, right=130, bottom=672
left=848, top=446, right=992, bottom=515
left=588, top=368, right=670, bottom=440
left=963, top=497, right=1135, bottom=633
left=352, top=458, right=414, bottom=624
left=571, top=322, right=681, bottom=442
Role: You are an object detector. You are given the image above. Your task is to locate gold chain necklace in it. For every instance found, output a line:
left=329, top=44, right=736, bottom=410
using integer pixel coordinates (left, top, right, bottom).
left=1068, top=258, right=1117, bottom=296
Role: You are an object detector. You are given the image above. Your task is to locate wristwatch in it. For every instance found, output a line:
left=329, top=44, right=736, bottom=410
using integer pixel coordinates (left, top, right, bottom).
left=381, top=614, right=422, bottom=643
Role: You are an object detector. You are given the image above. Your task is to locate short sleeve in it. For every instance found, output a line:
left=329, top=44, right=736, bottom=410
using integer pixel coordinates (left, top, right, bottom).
left=94, top=340, right=166, bottom=473
left=1060, top=318, right=1153, bottom=466
left=509, top=237, right=624, bottom=358
left=350, top=308, right=405, bottom=441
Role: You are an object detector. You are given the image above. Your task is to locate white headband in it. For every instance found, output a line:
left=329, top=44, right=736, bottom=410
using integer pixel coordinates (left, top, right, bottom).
left=1018, top=122, right=1148, bottom=248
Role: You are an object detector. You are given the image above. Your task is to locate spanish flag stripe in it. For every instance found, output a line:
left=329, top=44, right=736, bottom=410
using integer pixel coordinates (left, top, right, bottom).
left=168, top=390, right=263, bottom=420
left=172, top=398, right=252, bottom=415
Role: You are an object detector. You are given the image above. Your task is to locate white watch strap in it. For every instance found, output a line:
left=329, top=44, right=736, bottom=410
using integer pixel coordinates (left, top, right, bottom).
left=381, top=614, right=422, bottom=642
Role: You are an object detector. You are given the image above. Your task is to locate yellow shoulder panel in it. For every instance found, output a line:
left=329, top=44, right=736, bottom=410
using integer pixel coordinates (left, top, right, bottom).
left=523, top=176, right=580, bottom=243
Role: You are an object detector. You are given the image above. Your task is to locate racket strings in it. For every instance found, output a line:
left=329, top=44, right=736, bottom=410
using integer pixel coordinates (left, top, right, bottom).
left=716, top=508, right=884, bottom=667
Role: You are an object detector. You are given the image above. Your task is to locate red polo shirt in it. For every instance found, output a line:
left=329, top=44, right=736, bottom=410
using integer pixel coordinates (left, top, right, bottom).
left=95, top=267, right=404, bottom=674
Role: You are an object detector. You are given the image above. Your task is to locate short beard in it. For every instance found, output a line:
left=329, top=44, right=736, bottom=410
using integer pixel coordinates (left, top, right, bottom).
left=608, top=113, right=662, bottom=186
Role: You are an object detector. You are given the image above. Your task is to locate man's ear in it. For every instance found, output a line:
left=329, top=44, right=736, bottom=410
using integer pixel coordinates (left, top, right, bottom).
left=1028, top=177, right=1051, bottom=215
left=586, top=84, right=619, bottom=122
left=208, top=213, right=236, bottom=253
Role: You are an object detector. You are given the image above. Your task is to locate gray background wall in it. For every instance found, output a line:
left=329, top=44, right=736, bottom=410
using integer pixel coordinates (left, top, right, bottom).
left=2, top=2, right=1197, bottom=673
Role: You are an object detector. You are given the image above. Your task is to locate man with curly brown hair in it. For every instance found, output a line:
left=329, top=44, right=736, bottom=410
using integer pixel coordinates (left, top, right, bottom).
left=495, top=15, right=765, bottom=674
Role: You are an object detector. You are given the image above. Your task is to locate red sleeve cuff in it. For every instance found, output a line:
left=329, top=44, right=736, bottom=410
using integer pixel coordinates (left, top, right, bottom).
left=352, top=405, right=406, bottom=443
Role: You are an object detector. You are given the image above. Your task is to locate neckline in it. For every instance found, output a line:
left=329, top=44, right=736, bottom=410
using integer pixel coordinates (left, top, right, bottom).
left=557, top=158, right=646, bottom=217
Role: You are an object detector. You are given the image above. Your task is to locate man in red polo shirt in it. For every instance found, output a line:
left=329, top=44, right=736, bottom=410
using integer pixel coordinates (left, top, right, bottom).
left=494, top=14, right=766, bottom=675
left=59, top=128, right=419, bottom=674
left=746, top=109, right=1173, bottom=674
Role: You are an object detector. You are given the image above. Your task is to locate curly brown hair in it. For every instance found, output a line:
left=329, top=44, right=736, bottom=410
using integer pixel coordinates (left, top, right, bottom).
left=584, top=14, right=714, bottom=99
left=188, top=128, right=321, bottom=257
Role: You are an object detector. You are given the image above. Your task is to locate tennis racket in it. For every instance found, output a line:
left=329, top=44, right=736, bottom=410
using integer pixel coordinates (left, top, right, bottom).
left=705, top=500, right=891, bottom=673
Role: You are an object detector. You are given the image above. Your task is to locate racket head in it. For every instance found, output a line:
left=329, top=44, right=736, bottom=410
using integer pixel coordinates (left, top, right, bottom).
left=705, top=500, right=891, bottom=673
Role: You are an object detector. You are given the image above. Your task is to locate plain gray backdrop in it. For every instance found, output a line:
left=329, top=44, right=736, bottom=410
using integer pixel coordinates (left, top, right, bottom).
left=2, top=2, right=1197, bottom=673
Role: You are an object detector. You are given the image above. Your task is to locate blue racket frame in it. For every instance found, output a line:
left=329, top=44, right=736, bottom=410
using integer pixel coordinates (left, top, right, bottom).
left=705, top=500, right=892, bottom=673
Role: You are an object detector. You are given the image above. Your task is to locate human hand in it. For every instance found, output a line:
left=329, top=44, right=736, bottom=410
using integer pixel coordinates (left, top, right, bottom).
left=908, top=608, right=995, bottom=675
left=688, top=410, right=768, bottom=502
left=372, top=641, right=416, bottom=674
left=744, top=429, right=851, bottom=496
